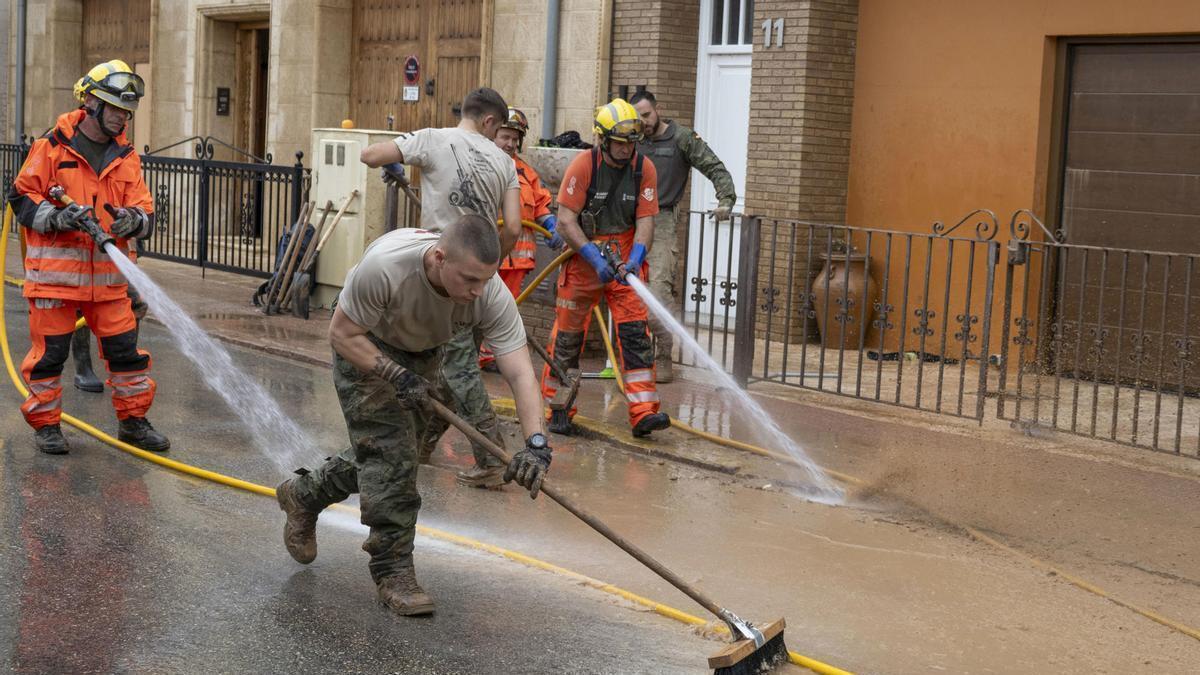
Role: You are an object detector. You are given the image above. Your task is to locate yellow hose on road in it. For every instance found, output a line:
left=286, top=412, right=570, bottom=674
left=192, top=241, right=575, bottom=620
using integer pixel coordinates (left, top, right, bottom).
left=1, top=205, right=854, bottom=675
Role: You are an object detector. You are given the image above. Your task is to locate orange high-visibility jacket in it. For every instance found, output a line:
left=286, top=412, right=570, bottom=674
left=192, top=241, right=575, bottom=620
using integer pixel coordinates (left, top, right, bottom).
left=501, top=155, right=553, bottom=271
left=8, top=109, right=154, bottom=302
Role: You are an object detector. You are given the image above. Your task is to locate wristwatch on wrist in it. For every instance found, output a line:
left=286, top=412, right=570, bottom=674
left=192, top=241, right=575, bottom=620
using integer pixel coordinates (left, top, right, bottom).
left=527, top=433, right=548, bottom=450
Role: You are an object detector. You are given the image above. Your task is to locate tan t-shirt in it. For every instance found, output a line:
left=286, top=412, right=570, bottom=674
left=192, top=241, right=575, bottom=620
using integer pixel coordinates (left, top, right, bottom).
left=393, top=127, right=519, bottom=230
left=337, top=229, right=526, bottom=355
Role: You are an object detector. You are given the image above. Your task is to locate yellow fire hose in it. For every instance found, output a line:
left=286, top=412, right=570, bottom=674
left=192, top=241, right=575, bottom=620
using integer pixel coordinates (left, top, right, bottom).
left=0, top=207, right=851, bottom=674
left=5, top=208, right=1196, bottom=658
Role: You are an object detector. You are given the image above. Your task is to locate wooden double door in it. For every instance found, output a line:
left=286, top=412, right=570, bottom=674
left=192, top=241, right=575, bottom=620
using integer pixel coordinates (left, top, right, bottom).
left=351, top=0, right=487, bottom=132
left=82, top=0, right=151, bottom=149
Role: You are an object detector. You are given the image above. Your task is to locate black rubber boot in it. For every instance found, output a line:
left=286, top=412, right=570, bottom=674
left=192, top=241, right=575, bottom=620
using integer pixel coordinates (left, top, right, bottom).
left=632, top=412, right=671, bottom=439
left=117, top=417, right=171, bottom=452
left=548, top=409, right=574, bottom=436
left=71, top=327, right=104, bottom=393
left=34, top=424, right=69, bottom=455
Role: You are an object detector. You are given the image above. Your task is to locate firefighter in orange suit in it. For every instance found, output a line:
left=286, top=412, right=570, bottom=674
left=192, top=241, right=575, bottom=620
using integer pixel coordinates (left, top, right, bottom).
left=540, top=99, right=671, bottom=439
left=479, top=107, right=562, bottom=370
left=6, top=59, right=169, bottom=455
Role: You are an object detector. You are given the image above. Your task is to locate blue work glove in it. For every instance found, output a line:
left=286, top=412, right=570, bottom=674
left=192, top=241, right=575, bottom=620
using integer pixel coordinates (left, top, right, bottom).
left=381, top=162, right=406, bottom=186
left=579, top=242, right=617, bottom=284
left=541, top=215, right=564, bottom=250
left=623, top=242, right=647, bottom=284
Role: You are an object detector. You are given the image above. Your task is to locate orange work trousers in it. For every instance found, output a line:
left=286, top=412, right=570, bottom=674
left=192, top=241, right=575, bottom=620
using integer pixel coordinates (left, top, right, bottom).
left=540, top=232, right=659, bottom=428
left=20, top=297, right=154, bottom=429
left=479, top=268, right=533, bottom=369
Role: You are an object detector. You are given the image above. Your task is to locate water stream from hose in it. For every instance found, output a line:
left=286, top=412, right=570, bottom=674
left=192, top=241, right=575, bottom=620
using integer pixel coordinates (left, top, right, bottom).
left=107, top=245, right=320, bottom=470
left=627, top=275, right=845, bottom=504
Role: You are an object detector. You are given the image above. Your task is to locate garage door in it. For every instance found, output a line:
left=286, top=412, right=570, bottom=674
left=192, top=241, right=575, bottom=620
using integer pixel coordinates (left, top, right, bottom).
left=1057, top=41, right=1200, bottom=390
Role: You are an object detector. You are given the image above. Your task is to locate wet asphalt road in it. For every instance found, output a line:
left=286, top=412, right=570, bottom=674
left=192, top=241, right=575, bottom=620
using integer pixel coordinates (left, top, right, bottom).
left=5, top=283, right=1200, bottom=674
left=0, top=288, right=737, bottom=674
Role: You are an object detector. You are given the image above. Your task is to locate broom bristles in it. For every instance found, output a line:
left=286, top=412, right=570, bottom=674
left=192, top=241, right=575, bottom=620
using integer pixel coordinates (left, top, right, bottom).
left=712, top=631, right=788, bottom=675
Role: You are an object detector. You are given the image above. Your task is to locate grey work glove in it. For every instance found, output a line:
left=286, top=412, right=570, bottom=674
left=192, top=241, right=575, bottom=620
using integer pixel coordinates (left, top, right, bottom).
left=712, top=204, right=733, bottom=222
left=48, top=203, right=90, bottom=232
left=110, top=206, right=149, bottom=238
left=504, top=433, right=552, bottom=499
left=393, top=369, right=432, bottom=411
left=376, top=357, right=432, bottom=411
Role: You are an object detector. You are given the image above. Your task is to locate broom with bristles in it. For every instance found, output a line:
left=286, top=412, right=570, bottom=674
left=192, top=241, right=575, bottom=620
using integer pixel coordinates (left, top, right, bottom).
left=427, top=398, right=790, bottom=673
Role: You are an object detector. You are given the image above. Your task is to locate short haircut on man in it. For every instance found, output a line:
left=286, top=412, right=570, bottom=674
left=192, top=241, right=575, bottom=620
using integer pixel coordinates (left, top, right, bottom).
left=628, top=90, right=657, bottom=107
left=441, top=213, right=501, bottom=265
left=461, top=88, right=508, bottom=123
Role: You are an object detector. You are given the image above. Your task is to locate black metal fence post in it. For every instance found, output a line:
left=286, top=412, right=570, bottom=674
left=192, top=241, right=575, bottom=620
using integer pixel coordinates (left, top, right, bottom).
left=732, top=215, right=762, bottom=388
left=290, top=151, right=305, bottom=226
left=197, top=154, right=210, bottom=274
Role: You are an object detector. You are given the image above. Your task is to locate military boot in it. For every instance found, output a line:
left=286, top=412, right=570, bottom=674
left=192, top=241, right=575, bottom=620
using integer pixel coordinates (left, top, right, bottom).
left=117, top=417, right=171, bottom=452
left=377, top=566, right=435, bottom=616
left=34, top=424, right=69, bottom=455
left=71, top=328, right=104, bottom=393
left=455, top=462, right=505, bottom=489
left=276, top=478, right=319, bottom=564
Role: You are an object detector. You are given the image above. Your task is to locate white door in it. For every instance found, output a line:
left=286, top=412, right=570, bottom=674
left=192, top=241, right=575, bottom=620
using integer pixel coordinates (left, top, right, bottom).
left=687, top=0, right=752, bottom=325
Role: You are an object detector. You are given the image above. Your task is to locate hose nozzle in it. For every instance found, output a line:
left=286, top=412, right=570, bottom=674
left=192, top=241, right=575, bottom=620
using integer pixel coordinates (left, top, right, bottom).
left=47, top=185, right=116, bottom=251
left=599, top=242, right=629, bottom=283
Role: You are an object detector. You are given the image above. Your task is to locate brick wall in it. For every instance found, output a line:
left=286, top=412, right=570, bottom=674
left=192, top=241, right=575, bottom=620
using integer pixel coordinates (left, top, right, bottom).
left=609, top=0, right=699, bottom=127
left=745, top=0, right=859, bottom=341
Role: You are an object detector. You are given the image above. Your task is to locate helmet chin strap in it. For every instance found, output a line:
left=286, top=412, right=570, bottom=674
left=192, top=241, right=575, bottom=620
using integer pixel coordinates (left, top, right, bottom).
left=86, top=100, right=124, bottom=139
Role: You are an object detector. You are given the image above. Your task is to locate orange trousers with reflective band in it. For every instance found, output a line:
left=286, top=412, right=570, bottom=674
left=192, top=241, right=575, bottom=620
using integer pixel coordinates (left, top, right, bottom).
left=479, top=268, right=533, bottom=369
left=21, top=297, right=154, bottom=429
left=540, top=231, right=659, bottom=428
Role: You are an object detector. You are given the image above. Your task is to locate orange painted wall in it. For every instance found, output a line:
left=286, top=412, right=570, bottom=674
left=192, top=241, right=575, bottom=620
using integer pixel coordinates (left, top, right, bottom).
left=846, top=0, right=1200, bottom=359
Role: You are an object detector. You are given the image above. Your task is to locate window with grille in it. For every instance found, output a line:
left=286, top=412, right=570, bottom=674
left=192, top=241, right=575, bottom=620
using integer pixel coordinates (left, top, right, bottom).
left=708, top=0, right=755, bottom=46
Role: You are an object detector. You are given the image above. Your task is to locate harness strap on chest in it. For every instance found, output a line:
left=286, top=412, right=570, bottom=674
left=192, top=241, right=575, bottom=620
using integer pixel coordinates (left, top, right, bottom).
left=583, top=147, right=644, bottom=218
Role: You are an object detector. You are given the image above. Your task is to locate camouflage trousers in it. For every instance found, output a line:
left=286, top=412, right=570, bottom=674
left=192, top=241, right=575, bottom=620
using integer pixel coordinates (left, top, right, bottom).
left=647, top=205, right=681, bottom=360
left=288, top=337, right=453, bottom=582
left=422, top=327, right=504, bottom=469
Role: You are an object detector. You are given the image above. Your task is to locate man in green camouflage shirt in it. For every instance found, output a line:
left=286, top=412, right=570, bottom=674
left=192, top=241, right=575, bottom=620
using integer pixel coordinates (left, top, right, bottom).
left=632, top=90, right=736, bottom=382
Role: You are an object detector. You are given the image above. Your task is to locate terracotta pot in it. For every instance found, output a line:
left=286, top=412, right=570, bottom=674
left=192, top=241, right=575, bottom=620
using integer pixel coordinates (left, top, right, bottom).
left=810, top=252, right=877, bottom=351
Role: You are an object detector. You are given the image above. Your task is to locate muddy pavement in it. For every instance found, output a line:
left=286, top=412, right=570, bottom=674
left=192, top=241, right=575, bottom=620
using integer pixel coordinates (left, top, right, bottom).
left=1, top=285, right=1198, bottom=673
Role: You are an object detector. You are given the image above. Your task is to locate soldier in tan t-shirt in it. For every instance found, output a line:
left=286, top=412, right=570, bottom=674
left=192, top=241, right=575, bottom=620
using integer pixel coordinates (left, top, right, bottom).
left=274, top=214, right=551, bottom=618
left=361, top=87, right=524, bottom=489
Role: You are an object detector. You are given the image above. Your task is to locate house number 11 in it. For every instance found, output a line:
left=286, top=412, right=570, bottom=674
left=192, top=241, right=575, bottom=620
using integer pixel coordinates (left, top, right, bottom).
left=762, top=18, right=784, bottom=48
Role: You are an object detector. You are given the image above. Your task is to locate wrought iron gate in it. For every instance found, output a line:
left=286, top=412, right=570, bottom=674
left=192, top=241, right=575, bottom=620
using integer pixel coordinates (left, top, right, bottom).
left=995, top=210, right=1200, bottom=456
left=139, top=137, right=309, bottom=277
